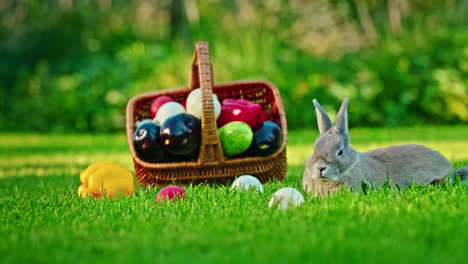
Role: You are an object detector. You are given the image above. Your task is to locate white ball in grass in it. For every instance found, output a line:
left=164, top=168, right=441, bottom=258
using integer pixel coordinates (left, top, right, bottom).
left=231, top=175, right=264, bottom=192
left=186, top=88, right=221, bottom=120
left=269, top=187, right=305, bottom=210
left=154, top=102, right=186, bottom=125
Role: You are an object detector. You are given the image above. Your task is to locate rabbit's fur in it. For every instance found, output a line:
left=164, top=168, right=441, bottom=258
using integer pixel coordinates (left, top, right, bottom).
left=303, top=98, right=457, bottom=196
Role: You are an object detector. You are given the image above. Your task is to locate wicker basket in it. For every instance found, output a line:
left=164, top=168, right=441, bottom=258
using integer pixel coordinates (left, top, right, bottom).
left=126, top=42, right=287, bottom=186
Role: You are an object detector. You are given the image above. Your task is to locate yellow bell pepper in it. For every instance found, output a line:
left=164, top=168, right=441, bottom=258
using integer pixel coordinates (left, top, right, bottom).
left=77, top=161, right=135, bottom=199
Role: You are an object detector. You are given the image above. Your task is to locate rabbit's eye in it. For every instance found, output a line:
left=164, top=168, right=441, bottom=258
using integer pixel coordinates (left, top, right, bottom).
left=337, top=150, right=344, bottom=156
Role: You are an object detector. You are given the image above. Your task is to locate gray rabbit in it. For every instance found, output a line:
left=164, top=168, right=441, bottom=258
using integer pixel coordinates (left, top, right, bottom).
left=303, top=98, right=468, bottom=196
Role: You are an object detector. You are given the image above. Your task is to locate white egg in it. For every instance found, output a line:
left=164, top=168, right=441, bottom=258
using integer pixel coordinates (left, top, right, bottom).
left=154, top=102, right=186, bottom=125
left=231, top=175, right=264, bottom=192
left=269, top=187, right=305, bottom=210
left=186, top=88, right=221, bottom=120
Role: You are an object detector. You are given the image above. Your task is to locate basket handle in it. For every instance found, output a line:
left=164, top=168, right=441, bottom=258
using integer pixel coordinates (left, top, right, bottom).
left=189, top=42, right=225, bottom=166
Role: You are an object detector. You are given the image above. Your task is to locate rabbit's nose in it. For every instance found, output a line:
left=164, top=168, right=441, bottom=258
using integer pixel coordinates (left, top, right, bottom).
left=318, top=166, right=326, bottom=177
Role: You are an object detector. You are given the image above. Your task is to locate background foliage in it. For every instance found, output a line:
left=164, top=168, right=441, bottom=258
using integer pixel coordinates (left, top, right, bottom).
left=1, top=0, right=467, bottom=132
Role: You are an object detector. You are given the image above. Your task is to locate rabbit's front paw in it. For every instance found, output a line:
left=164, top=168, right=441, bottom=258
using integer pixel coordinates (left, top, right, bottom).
left=304, top=178, right=341, bottom=197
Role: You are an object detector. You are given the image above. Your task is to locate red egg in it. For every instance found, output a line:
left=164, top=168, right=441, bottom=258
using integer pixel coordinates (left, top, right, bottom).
left=150, top=96, right=175, bottom=118
left=217, top=99, right=267, bottom=128
left=155, top=186, right=186, bottom=202
left=255, top=111, right=270, bottom=130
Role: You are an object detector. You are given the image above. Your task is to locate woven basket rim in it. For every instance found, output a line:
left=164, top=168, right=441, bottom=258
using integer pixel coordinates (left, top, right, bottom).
left=126, top=79, right=280, bottom=105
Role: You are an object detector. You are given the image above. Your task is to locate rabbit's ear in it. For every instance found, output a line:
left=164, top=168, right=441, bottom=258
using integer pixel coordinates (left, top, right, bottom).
left=313, top=99, right=332, bottom=135
left=335, top=97, right=349, bottom=135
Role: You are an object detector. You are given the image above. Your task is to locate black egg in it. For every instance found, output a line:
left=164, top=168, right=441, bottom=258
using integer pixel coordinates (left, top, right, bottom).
left=252, top=121, right=282, bottom=156
left=133, top=122, right=165, bottom=162
left=160, top=113, right=201, bottom=157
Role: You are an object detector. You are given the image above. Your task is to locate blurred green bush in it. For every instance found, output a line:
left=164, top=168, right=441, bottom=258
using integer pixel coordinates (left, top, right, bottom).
left=0, top=0, right=467, bottom=132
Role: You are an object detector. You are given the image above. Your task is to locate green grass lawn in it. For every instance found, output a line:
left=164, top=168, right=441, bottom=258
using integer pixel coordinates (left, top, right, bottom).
left=1, top=126, right=468, bottom=264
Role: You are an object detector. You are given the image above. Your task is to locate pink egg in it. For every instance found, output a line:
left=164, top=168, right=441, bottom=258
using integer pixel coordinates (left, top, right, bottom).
left=155, top=186, right=186, bottom=202
left=150, top=96, right=175, bottom=118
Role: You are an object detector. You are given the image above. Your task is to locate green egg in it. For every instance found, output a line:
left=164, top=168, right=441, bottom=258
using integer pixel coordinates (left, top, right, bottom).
left=218, top=121, right=253, bottom=157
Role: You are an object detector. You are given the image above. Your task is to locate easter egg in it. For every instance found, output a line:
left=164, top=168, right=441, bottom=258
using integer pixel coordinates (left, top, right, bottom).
left=160, top=113, right=201, bottom=157
left=133, top=122, right=165, bottom=162
left=155, top=186, right=186, bottom=202
left=255, top=111, right=270, bottom=130
left=218, top=121, right=253, bottom=156
left=269, top=187, right=305, bottom=210
left=231, top=175, right=264, bottom=192
left=150, top=96, right=175, bottom=118
left=251, top=121, right=282, bottom=156
left=217, top=99, right=269, bottom=129
left=186, top=88, right=221, bottom=120
left=154, top=102, right=186, bottom=125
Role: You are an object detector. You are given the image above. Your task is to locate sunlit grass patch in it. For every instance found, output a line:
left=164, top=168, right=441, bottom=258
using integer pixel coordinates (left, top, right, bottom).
left=0, top=126, right=467, bottom=264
